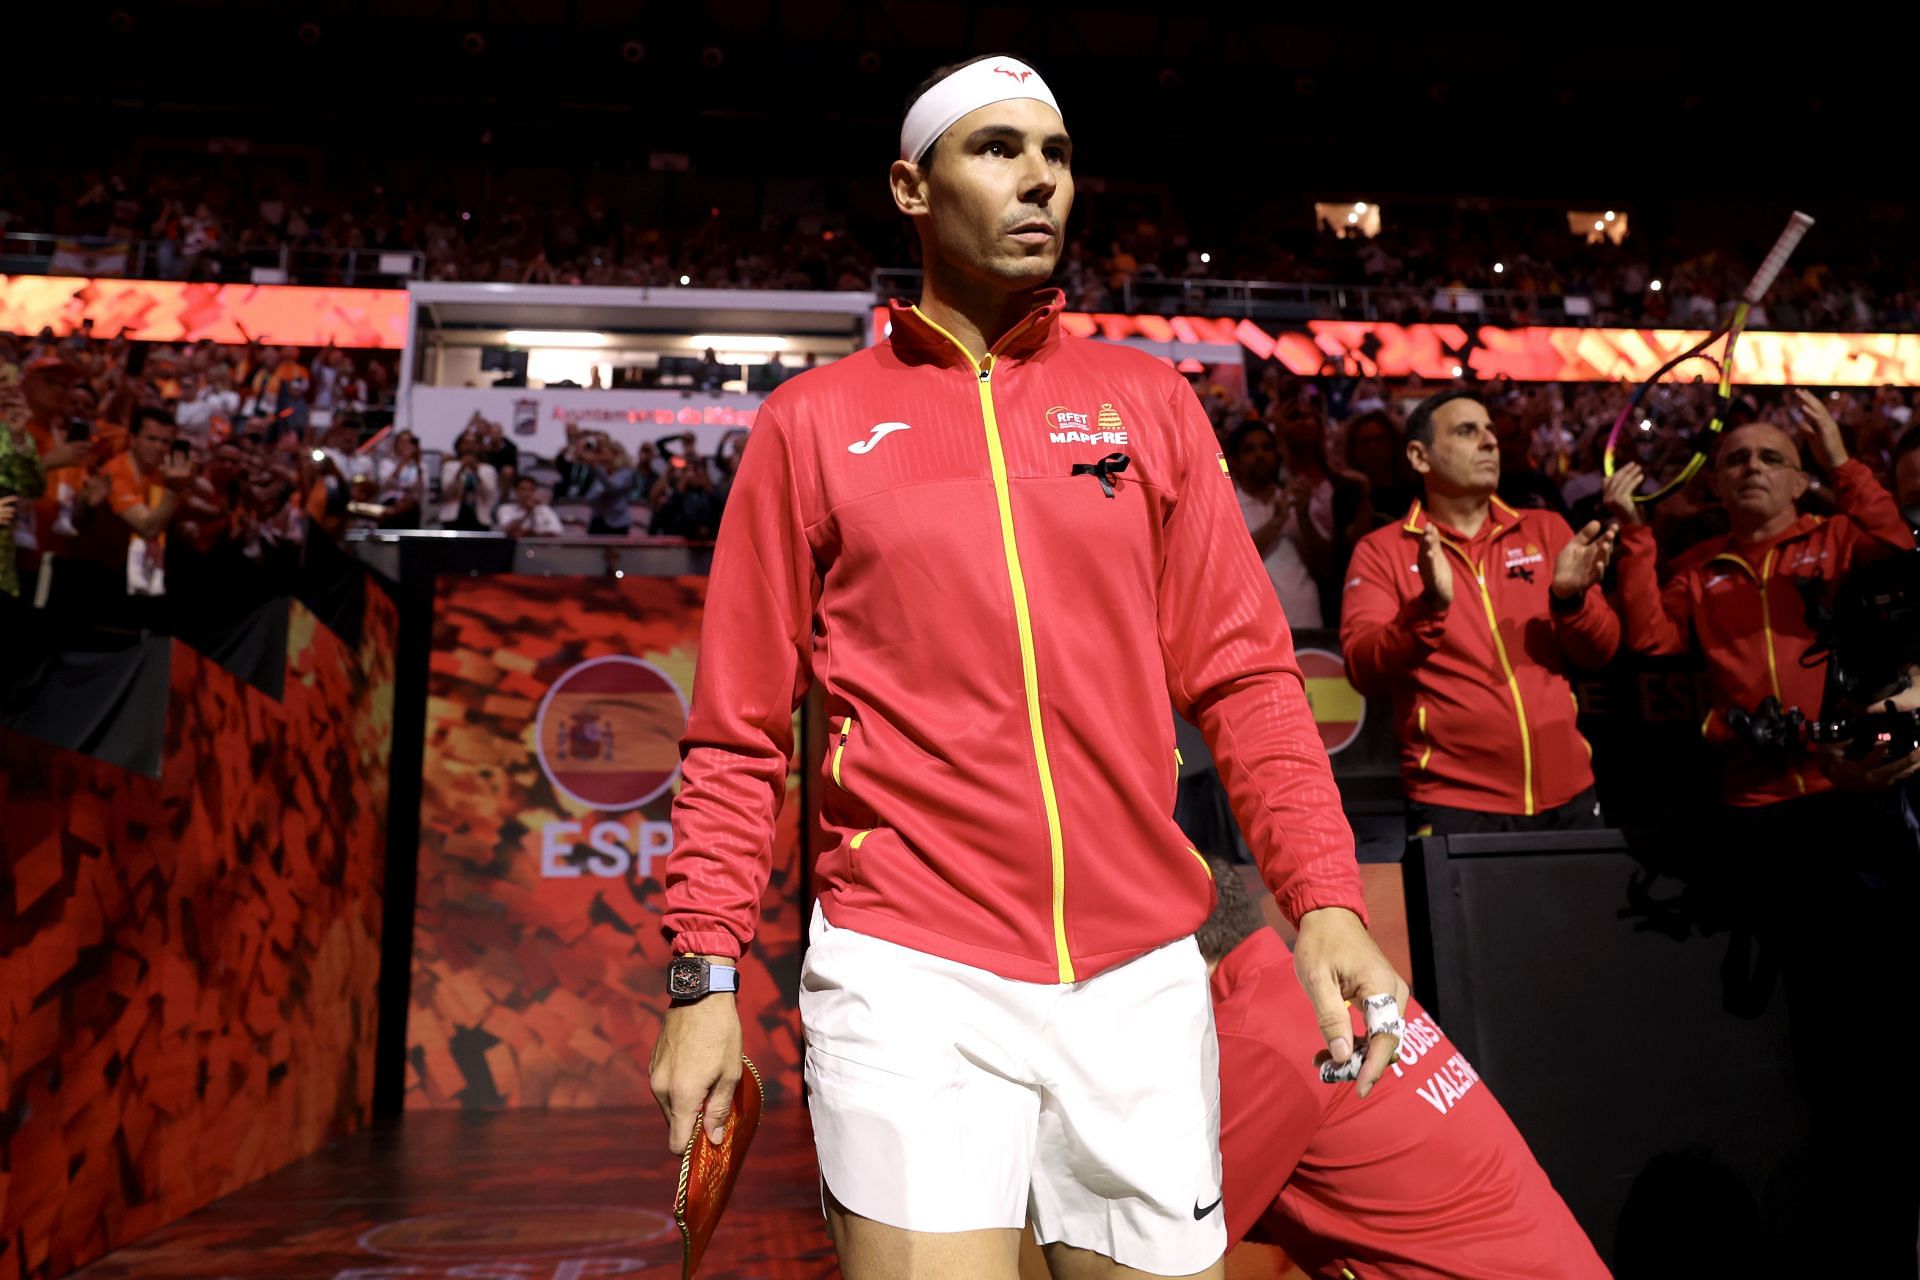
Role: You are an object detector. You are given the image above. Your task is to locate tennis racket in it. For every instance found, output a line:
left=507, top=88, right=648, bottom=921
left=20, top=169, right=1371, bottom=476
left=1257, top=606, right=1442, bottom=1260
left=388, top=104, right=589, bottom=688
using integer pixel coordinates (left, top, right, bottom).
left=1603, top=211, right=1815, bottom=504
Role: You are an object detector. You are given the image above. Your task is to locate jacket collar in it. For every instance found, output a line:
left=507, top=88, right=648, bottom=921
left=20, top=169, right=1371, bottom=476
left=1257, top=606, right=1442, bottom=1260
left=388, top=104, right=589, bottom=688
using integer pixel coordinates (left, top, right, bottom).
left=1701, top=512, right=1827, bottom=572
left=1399, top=495, right=1522, bottom=539
left=885, top=288, right=1067, bottom=369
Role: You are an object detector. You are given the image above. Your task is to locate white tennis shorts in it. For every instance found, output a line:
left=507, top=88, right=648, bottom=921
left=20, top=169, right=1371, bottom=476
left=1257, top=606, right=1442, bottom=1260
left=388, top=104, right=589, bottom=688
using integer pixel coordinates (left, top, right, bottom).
left=799, top=906, right=1226, bottom=1276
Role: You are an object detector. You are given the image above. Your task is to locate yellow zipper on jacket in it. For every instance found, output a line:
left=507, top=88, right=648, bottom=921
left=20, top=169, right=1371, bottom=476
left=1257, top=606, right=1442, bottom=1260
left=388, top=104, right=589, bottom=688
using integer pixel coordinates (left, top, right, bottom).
left=831, top=716, right=853, bottom=787
left=1708, top=545, right=1805, bottom=794
left=911, top=307, right=1075, bottom=982
left=1472, top=563, right=1535, bottom=815
left=1429, top=525, right=1536, bottom=816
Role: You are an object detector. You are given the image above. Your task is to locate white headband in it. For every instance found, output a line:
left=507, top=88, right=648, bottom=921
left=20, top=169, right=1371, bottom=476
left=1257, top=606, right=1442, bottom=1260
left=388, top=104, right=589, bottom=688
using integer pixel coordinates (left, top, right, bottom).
left=900, top=57, right=1061, bottom=163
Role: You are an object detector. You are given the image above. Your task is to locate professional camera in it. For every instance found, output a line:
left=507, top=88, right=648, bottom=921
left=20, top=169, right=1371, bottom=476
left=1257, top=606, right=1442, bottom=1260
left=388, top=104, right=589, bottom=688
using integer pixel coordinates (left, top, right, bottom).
left=1733, top=550, right=1920, bottom=761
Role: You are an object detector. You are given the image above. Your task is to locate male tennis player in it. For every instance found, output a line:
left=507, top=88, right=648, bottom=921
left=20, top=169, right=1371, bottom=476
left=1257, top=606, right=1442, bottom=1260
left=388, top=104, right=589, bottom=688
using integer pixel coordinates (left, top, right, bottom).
left=651, top=54, right=1404, bottom=1280
left=1200, top=859, right=1607, bottom=1279
left=1342, top=390, right=1621, bottom=835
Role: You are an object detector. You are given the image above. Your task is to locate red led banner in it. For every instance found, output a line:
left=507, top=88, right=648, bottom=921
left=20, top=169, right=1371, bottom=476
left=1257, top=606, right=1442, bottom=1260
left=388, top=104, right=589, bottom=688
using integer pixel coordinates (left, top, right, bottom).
left=870, top=307, right=1920, bottom=386
left=0, top=275, right=408, bottom=348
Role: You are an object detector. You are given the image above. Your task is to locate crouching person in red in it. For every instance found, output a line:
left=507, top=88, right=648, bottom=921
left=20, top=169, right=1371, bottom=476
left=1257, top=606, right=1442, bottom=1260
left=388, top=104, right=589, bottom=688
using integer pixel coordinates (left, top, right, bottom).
left=1202, top=860, right=1607, bottom=1279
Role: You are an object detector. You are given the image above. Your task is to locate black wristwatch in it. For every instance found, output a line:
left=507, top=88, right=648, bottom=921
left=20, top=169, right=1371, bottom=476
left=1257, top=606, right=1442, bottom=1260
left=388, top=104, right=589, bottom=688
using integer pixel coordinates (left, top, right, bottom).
left=667, top=955, right=740, bottom=1003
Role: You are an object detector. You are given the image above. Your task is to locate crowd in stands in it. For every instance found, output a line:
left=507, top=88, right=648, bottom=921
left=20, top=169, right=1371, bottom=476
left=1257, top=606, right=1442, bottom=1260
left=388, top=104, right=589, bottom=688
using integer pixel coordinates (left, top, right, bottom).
left=1200, top=366, right=1920, bottom=631
left=8, top=165, right=1917, bottom=330
left=0, top=332, right=398, bottom=640
left=0, top=327, right=760, bottom=643
left=10, top=318, right=1918, bottom=657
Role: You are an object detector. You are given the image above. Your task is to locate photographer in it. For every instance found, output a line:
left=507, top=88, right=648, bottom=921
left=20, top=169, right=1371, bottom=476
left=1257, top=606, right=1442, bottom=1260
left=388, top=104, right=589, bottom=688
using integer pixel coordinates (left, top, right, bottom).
left=1609, top=393, right=1918, bottom=1275
left=1608, top=390, right=1913, bottom=808
left=646, top=449, right=725, bottom=541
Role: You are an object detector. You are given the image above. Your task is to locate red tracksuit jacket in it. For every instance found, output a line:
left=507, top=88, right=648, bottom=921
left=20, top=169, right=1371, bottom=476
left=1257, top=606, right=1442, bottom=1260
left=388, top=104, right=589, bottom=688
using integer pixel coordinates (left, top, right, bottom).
left=1341, top=500, right=1620, bottom=817
left=1214, top=927, right=1608, bottom=1278
left=663, top=291, right=1365, bottom=984
left=1613, top=458, right=1913, bottom=807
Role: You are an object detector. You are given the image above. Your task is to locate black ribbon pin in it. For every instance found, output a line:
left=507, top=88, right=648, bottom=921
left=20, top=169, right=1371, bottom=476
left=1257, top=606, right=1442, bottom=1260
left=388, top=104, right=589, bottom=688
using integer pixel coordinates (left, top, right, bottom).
left=1071, top=452, right=1131, bottom=499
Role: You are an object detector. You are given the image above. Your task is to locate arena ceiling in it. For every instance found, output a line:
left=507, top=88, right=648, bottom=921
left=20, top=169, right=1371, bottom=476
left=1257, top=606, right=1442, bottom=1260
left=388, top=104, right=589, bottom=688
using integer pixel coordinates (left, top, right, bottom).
left=8, top=3, right=1916, bottom=211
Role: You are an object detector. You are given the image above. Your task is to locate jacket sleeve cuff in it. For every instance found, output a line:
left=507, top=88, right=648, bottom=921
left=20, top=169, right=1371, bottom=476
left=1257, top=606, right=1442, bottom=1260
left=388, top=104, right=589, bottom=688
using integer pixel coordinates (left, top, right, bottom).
left=1274, top=881, right=1371, bottom=931
left=669, top=928, right=745, bottom=959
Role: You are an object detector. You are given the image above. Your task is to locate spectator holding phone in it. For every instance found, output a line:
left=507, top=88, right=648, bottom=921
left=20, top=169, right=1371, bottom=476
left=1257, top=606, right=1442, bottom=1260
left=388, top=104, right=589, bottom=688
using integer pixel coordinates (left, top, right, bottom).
left=437, top=428, right=500, bottom=530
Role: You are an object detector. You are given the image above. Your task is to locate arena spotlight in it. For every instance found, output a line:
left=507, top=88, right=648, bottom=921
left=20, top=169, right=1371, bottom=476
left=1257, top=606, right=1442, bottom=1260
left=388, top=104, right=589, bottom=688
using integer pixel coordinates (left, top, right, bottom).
left=107, top=9, right=134, bottom=33
left=1199, top=252, right=1211, bottom=264
left=461, top=30, right=485, bottom=55
left=620, top=39, right=646, bottom=64
left=1649, top=279, right=1663, bottom=292
left=1451, top=365, right=1464, bottom=378
left=1354, top=202, right=1368, bottom=214
left=1493, top=262, right=1504, bottom=274
left=296, top=20, right=322, bottom=46
left=679, top=275, right=691, bottom=286
left=1157, top=67, right=1181, bottom=89
left=858, top=50, right=883, bottom=73
left=701, top=46, right=725, bottom=69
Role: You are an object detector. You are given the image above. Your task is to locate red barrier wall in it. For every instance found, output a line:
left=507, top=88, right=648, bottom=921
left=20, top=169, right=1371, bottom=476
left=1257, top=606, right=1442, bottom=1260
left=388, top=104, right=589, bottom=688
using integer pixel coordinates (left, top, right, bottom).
left=0, top=594, right=396, bottom=1279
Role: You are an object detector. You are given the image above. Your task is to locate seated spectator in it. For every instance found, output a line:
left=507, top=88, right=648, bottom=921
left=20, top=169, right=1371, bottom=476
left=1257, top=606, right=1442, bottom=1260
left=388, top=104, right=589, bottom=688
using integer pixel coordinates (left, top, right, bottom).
left=438, top=429, right=499, bottom=530
left=372, top=429, right=427, bottom=529
left=1201, top=859, right=1606, bottom=1277
left=1229, top=420, right=1326, bottom=629
left=494, top=475, right=563, bottom=537
left=1341, top=390, right=1619, bottom=835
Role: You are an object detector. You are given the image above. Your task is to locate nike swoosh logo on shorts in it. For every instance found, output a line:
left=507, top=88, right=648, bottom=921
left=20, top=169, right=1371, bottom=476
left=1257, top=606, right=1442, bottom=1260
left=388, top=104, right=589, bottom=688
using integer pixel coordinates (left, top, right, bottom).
left=1193, top=1194, right=1222, bottom=1220
left=848, top=421, right=911, bottom=454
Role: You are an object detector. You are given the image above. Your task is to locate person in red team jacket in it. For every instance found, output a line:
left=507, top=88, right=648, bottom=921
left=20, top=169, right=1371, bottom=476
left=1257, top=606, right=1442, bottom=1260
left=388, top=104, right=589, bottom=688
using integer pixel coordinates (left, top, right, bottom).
left=1606, top=394, right=1918, bottom=1276
left=1606, top=391, right=1915, bottom=807
left=1201, top=860, right=1607, bottom=1280
left=1341, top=390, right=1621, bottom=835
left=649, top=54, right=1404, bottom=1280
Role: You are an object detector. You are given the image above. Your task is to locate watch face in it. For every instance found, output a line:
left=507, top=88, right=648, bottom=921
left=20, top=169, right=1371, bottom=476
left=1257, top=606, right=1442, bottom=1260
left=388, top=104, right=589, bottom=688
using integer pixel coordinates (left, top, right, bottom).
left=668, top=959, right=705, bottom=998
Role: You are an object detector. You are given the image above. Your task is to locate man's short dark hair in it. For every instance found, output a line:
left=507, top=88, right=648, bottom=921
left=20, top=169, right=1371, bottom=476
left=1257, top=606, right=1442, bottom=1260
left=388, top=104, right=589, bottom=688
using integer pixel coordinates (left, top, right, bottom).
left=903, top=53, right=1036, bottom=168
left=132, top=405, right=176, bottom=437
left=1405, top=389, right=1483, bottom=447
left=1226, top=419, right=1274, bottom=459
left=1195, top=856, right=1269, bottom=965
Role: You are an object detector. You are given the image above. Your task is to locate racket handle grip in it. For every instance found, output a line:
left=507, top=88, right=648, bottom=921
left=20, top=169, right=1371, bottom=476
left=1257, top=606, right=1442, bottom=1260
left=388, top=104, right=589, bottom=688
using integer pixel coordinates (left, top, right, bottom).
left=1741, top=211, right=1815, bottom=304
